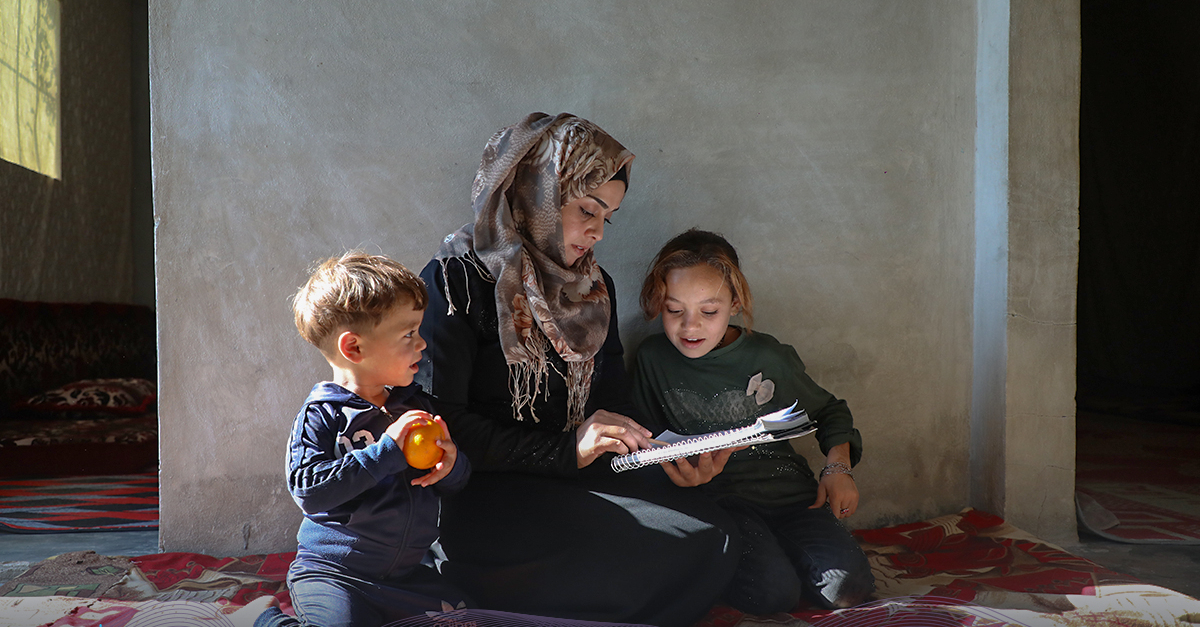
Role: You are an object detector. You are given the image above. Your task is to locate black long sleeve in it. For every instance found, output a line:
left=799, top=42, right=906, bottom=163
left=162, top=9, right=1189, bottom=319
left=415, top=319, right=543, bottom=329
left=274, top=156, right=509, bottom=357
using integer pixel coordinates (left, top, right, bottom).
left=418, top=255, right=637, bottom=477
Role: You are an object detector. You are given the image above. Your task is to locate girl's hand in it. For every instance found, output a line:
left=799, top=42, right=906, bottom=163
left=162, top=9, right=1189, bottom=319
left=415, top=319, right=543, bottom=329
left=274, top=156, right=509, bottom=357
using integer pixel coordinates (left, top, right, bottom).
left=575, top=410, right=653, bottom=468
left=811, top=472, right=859, bottom=519
left=660, top=447, right=738, bottom=487
left=811, top=442, right=858, bottom=519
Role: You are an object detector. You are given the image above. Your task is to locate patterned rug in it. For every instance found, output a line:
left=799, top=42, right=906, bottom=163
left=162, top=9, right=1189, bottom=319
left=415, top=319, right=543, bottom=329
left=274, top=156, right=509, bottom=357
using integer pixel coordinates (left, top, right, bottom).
left=0, top=474, right=158, bottom=533
left=125, top=552, right=295, bottom=612
left=2, top=509, right=1197, bottom=627
left=1075, top=412, right=1200, bottom=544
left=0, top=551, right=294, bottom=626
left=695, top=508, right=1148, bottom=627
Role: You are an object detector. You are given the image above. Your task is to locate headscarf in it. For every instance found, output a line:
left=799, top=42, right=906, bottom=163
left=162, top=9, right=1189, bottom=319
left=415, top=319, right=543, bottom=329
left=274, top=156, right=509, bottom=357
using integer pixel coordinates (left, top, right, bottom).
left=435, top=112, right=635, bottom=430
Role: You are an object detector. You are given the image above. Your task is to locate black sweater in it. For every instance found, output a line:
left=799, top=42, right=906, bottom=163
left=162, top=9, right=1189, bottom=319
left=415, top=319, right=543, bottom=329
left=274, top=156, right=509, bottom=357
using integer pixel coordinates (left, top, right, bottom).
left=416, top=253, right=638, bottom=477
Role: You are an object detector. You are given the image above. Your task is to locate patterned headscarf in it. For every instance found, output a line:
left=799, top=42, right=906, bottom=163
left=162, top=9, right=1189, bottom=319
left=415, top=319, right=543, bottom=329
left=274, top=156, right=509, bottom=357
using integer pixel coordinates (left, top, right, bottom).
left=435, top=113, right=634, bottom=429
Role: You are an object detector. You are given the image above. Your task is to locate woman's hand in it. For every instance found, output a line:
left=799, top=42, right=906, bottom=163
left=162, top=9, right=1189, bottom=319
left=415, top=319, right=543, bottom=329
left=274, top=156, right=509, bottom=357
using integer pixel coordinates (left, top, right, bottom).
left=575, top=410, right=653, bottom=468
left=660, top=447, right=739, bottom=487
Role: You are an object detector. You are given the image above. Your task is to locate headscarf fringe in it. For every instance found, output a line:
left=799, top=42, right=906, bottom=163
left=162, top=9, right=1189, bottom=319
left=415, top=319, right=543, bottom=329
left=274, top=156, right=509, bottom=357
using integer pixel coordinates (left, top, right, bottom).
left=509, top=327, right=550, bottom=424
left=565, top=360, right=594, bottom=431
left=437, top=254, right=496, bottom=316
left=509, top=341, right=593, bottom=431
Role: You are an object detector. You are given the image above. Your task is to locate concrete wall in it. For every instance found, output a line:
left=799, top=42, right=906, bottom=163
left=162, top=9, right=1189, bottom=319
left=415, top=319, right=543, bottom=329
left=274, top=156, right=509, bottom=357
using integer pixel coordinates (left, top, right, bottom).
left=970, top=0, right=1011, bottom=526
left=968, top=0, right=1080, bottom=544
left=1003, top=0, right=1080, bottom=542
left=1, top=3, right=139, bottom=304
left=150, top=0, right=1077, bottom=554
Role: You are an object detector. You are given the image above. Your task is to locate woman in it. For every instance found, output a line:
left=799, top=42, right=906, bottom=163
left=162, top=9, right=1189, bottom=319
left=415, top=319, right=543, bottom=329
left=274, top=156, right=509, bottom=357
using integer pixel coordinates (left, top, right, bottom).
left=416, top=112, right=740, bottom=627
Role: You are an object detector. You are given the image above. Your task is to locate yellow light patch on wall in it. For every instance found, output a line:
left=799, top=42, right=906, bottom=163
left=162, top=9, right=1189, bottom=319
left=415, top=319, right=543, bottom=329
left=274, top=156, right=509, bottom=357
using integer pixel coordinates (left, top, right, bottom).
left=0, top=0, right=60, bottom=179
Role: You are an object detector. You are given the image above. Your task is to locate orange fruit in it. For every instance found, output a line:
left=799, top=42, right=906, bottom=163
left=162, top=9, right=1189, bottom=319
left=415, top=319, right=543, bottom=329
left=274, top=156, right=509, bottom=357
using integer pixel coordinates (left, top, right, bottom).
left=402, top=417, right=445, bottom=470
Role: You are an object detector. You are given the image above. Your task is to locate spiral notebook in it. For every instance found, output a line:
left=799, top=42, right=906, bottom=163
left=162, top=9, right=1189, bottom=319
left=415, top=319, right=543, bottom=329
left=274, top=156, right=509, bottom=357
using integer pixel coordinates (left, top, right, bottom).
left=610, top=401, right=817, bottom=473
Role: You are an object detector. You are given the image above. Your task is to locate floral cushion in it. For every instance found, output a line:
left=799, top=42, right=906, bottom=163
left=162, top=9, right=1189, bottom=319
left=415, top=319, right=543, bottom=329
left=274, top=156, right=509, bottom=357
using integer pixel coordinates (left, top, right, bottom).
left=0, top=413, right=157, bottom=447
left=0, top=299, right=157, bottom=411
left=16, top=378, right=157, bottom=417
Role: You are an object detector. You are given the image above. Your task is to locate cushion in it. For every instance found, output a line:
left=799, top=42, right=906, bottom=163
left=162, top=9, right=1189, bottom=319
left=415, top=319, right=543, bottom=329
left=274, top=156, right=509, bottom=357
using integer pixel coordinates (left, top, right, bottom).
left=0, top=299, right=157, bottom=410
left=15, top=378, right=157, bottom=417
left=0, top=413, right=158, bottom=447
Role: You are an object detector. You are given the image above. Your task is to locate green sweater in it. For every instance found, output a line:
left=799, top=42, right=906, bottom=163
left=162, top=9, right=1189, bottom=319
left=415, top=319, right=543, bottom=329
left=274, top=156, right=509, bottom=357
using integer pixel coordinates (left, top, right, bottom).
left=632, top=329, right=862, bottom=507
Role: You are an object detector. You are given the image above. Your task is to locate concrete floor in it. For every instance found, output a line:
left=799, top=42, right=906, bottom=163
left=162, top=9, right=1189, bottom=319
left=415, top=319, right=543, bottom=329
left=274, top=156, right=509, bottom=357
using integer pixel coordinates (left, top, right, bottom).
left=0, top=530, right=159, bottom=584
left=1061, top=533, right=1200, bottom=600
left=1, top=528, right=1197, bottom=601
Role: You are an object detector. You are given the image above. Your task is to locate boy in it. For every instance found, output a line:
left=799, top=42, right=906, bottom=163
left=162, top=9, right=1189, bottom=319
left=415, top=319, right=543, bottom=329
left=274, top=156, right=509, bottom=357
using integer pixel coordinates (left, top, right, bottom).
left=242, top=251, right=471, bottom=627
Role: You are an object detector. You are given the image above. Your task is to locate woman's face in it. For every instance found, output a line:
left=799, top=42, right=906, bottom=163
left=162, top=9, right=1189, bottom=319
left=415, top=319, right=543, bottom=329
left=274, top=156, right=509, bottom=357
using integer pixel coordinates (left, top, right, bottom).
left=559, top=179, right=626, bottom=267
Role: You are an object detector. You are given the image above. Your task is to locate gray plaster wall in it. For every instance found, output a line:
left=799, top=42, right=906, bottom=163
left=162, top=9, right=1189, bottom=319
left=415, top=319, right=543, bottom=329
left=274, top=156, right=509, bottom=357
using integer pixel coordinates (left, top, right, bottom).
left=970, top=0, right=1010, bottom=523
left=150, top=0, right=1076, bottom=554
left=968, top=0, right=1080, bottom=544
left=1003, top=0, right=1080, bottom=542
left=2, top=4, right=136, bottom=304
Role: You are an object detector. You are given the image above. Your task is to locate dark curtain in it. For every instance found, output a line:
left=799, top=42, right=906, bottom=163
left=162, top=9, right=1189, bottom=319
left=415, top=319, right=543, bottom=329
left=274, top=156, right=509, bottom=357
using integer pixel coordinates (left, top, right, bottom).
left=1077, top=1, right=1200, bottom=421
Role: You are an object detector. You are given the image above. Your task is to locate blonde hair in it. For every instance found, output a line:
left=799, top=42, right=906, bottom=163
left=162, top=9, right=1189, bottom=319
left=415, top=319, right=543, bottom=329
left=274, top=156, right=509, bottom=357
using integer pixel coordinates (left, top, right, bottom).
left=292, top=251, right=428, bottom=353
left=640, top=228, right=754, bottom=331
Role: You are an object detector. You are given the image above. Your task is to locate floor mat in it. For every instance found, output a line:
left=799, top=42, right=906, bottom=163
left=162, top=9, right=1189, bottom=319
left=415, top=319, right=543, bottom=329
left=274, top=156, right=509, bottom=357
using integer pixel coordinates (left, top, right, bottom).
left=3, top=509, right=1196, bottom=627
left=1076, top=413, right=1200, bottom=544
left=0, top=474, right=158, bottom=533
left=694, top=508, right=1146, bottom=627
left=121, top=551, right=295, bottom=612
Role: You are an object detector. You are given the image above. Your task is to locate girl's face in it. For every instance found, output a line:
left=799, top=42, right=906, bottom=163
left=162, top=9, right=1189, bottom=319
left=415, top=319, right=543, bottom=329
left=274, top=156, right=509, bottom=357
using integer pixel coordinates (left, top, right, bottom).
left=559, top=179, right=626, bottom=267
left=661, top=264, right=740, bottom=359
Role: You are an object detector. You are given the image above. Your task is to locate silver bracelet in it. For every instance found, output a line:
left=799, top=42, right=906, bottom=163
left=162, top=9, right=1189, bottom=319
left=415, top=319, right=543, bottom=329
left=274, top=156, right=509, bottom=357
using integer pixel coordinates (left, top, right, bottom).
left=820, top=461, right=853, bottom=479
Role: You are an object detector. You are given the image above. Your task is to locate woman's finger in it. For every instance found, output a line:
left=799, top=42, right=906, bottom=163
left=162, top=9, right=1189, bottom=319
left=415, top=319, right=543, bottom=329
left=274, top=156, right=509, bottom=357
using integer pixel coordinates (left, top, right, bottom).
left=580, top=411, right=654, bottom=453
left=615, top=413, right=652, bottom=437
left=596, top=422, right=650, bottom=452
left=584, top=431, right=630, bottom=460
left=600, top=435, right=631, bottom=457
left=624, top=420, right=653, bottom=449
left=589, top=410, right=651, bottom=436
left=617, top=426, right=652, bottom=451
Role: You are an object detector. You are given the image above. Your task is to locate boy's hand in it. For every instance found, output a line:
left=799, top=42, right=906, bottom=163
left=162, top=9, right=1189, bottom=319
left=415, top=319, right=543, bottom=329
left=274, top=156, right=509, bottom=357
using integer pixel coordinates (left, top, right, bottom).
left=384, top=409, right=434, bottom=447
left=410, top=415, right=457, bottom=488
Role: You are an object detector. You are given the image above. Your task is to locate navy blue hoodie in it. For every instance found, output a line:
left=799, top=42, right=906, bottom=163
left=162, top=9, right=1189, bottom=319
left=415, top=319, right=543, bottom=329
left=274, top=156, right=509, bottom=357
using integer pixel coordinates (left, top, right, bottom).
left=287, top=382, right=470, bottom=580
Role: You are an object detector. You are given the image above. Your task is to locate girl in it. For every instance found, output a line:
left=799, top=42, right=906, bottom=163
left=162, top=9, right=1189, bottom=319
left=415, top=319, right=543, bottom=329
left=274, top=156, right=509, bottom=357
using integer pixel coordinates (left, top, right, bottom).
left=632, top=228, right=875, bottom=613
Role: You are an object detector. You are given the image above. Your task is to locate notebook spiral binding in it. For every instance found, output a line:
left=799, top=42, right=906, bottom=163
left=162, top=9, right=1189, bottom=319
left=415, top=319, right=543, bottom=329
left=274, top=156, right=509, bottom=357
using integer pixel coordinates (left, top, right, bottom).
left=610, top=429, right=775, bottom=472
left=610, top=402, right=815, bottom=473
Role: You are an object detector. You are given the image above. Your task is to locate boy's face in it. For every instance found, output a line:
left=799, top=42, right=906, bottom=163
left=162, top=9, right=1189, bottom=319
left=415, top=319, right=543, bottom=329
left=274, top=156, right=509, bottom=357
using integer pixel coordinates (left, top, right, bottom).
left=357, top=303, right=427, bottom=388
left=661, top=264, right=739, bottom=359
